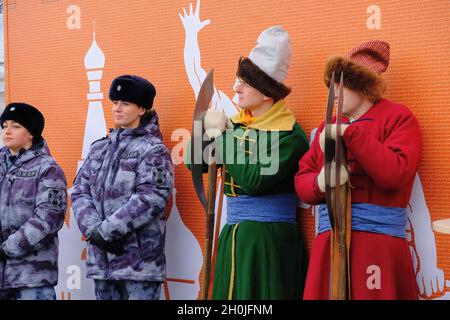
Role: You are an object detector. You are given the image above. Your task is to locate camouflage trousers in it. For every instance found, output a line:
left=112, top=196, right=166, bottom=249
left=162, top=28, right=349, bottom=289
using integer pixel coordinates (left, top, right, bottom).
left=0, top=286, right=56, bottom=300
left=94, top=280, right=162, bottom=300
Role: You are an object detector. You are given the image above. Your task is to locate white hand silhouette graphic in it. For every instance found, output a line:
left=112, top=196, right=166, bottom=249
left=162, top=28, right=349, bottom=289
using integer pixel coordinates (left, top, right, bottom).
left=178, top=0, right=237, bottom=117
left=179, top=0, right=210, bottom=35
left=408, top=174, right=446, bottom=298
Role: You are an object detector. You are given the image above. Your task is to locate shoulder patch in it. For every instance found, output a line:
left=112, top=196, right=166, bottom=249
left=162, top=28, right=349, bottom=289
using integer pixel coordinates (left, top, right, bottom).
left=48, top=188, right=64, bottom=209
left=150, top=167, right=169, bottom=187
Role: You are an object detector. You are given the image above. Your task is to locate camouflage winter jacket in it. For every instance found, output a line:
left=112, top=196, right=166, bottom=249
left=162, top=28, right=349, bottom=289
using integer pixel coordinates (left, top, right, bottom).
left=0, top=141, right=67, bottom=289
left=71, top=112, right=173, bottom=282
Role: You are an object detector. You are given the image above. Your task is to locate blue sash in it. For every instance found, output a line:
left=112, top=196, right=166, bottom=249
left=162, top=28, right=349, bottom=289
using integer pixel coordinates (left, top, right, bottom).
left=318, top=203, right=408, bottom=238
left=226, top=193, right=298, bottom=225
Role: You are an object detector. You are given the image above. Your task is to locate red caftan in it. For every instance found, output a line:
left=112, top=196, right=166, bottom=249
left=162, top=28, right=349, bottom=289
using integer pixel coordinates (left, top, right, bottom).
left=295, top=98, right=421, bottom=300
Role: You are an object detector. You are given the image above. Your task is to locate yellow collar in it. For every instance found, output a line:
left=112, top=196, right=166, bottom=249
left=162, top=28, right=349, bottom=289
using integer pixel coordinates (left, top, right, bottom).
left=230, top=99, right=296, bottom=131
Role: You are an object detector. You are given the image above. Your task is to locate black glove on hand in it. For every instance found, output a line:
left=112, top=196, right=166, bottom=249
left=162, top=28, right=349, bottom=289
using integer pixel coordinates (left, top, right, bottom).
left=0, top=245, right=9, bottom=261
left=105, top=241, right=125, bottom=256
left=89, top=228, right=125, bottom=256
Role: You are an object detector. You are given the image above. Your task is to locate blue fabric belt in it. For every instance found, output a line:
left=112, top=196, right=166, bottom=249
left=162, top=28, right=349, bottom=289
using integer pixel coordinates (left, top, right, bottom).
left=226, top=193, right=298, bottom=225
left=318, top=203, right=408, bottom=238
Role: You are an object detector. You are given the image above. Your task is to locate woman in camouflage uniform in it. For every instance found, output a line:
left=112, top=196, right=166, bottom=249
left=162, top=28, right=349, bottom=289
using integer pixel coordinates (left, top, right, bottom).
left=0, top=103, right=67, bottom=300
left=71, top=75, right=173, bottom=300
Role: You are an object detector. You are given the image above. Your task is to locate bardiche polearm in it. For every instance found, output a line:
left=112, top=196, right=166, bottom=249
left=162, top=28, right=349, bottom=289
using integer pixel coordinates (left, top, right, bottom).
left=324, top=71, right=351, bottom=300
left=190, top=70, right=217, bottom=300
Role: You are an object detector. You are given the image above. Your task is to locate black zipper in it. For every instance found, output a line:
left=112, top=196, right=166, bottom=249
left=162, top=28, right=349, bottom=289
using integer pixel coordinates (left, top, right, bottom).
left=99, top=132, right=122, bottom=278
left=0, top=175, right=6, bottom=241
left=0, top=161, right=8, bottom=288
left=0, top=174, right=10, bottom=289
left=109, top=159, right=120, bottom=185
left=6, top=176, right=15, bottom=206
left=1, top=257, right=5, bottom=288
left=136, top=230, right=142, bottom=250
left=0, top=150, right=39, bottom=288
left=99, top=142, right=115, bottom=220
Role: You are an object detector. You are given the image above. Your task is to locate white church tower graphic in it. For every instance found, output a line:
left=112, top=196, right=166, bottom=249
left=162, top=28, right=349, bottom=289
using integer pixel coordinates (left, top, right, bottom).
left=55, top=27, right=106, bottom=300
left=81, top=27, right=107, bottom=166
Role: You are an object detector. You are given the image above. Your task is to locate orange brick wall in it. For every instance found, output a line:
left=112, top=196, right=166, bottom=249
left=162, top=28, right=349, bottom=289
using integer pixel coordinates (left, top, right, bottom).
left=3, top=0, right=449, bottom=298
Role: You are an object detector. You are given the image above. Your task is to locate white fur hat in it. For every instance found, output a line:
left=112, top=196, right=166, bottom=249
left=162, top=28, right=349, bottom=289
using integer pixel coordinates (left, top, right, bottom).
left=248, top=26, right=292, bottom=83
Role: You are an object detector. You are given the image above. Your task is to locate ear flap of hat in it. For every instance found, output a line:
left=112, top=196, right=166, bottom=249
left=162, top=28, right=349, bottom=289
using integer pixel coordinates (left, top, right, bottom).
left=324, top=56, right=386, bottom=102
left=237, top=57, right=291, bottom=102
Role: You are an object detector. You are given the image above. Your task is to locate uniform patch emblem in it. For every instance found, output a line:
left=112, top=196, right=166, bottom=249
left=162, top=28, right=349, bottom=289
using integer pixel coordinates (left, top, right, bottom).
left=151, top=167, right=167, bottom=186
left=120, top=151, right=139, bottom=160
left=16, top=171, right=37, bottom=178
left=48, top=188, right=63, bottom=208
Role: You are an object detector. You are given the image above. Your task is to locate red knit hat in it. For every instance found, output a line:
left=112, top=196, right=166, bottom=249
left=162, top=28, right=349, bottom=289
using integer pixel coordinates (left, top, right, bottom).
left=323, top=40, right=390, bottom=102
left=346, top=40, right=390, bottom=74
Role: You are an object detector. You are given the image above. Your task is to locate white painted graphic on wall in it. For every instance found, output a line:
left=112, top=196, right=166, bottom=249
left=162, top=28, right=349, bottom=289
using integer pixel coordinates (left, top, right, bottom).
left=161, top=183, right=203, bottom=299
left=55, top=27, right=105, bottom=300
left=409, top=175, right=450, bottom=299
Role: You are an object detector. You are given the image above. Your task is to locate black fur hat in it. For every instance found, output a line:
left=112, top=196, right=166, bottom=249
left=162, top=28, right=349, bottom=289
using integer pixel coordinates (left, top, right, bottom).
left=109, top=75, right=156, bottom=110
left=0, top=103, right=45, bottom=143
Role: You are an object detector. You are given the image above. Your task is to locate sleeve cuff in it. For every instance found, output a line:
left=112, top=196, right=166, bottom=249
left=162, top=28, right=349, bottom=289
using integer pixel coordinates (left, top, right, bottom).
left=342, top=123, right=359, bottom=148
left=97, top=222, right=113, bottom=242
left=313, top=174, right=325, bottom=197
left=2, top=240, right=20, bottom=259
left=1, top=243, right=11, bottom=257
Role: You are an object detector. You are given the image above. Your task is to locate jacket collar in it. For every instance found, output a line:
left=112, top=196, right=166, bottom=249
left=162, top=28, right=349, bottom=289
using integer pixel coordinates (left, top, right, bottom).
left=109, top=110, right=163, bottom=143
left=0, top=139, right=50, bottom=172
left=230, top=99, right=296, bottom=131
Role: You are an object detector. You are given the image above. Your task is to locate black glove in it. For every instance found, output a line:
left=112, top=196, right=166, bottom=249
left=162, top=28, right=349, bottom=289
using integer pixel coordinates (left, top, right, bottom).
left=0, top=245, right=9, bottom=261
left=88, top=228, right=125, bottom=256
